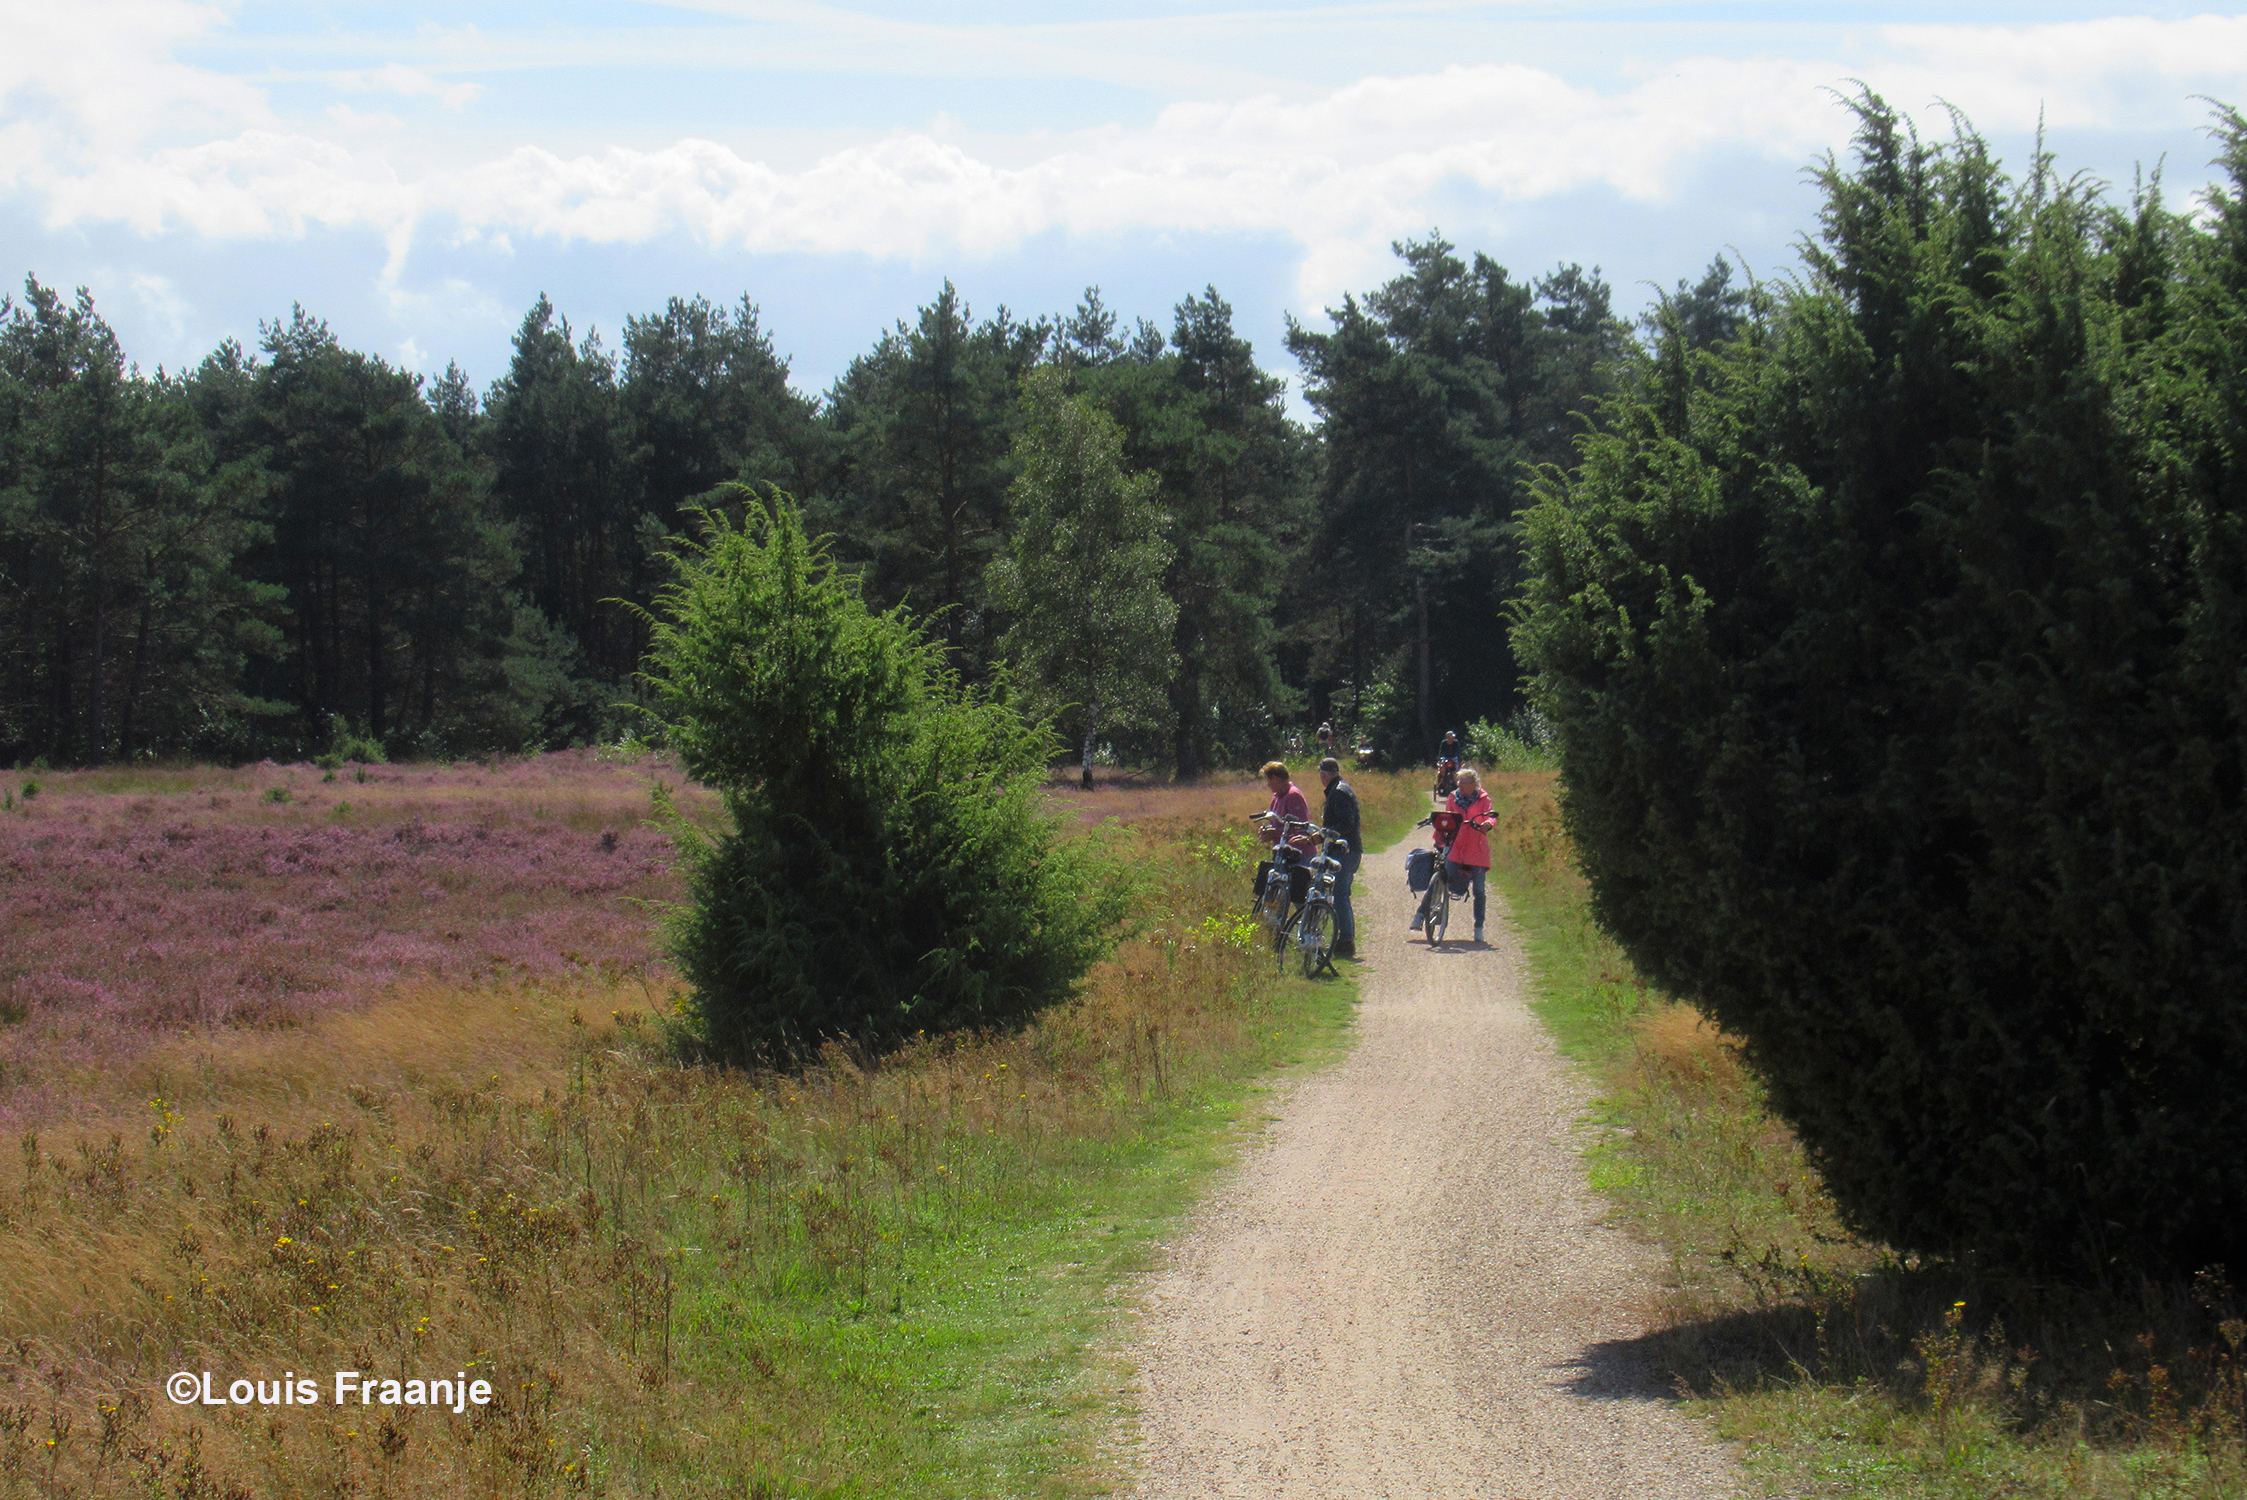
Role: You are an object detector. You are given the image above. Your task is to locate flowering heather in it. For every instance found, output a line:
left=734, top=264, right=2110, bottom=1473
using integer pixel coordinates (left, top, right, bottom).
left=0, top=749, right=713, bottom=1123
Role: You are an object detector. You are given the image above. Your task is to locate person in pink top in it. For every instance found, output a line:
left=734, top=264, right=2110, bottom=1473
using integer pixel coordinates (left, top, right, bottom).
left=1441, top=766, right=1497, bottom=942
left=1259, top=760, right=1317, bottom=858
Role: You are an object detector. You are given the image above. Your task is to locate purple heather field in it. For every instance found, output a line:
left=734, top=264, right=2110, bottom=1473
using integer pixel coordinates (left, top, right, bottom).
left=0, top=749, right=709, bottom=1122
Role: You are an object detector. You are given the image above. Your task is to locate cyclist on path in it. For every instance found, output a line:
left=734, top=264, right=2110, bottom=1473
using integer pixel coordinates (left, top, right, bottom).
left=1442, top=767, right=1497, bottom=943
left=1317, top=756, right=1361, bottom=960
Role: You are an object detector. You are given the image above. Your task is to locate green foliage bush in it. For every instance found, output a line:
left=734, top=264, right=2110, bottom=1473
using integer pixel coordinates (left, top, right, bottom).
left=313, top=715, right=390, bottom=770
left=1466, top=708, right=1557, bottom=773
left=643, top=489, right=1130, bottom=1062
left=1516, top=97, right=2247, bottom=1279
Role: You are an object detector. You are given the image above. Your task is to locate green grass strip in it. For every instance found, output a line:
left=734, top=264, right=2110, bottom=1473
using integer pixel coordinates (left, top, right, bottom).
left=669, top=974, right=1360, bottom=1499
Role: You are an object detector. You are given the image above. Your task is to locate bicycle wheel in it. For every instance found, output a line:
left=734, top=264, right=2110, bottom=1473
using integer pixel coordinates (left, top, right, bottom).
left=1426, top=877, right=1449, bottom=944
left=1297, top=900, right=1333, bottom=978
left=1256, top=881, right=1288, bottom=950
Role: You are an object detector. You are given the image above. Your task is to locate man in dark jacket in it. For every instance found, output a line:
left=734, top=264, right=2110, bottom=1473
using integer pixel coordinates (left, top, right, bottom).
left=1317, top=756, right=1362, bottom=959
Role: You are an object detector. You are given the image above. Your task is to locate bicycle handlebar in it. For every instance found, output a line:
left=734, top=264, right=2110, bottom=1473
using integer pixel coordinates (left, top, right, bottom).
left=1249, top=812, right=1319, bottom=832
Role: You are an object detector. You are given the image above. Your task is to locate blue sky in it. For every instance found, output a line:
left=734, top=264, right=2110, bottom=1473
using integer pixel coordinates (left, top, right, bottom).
left=5, top=2, right=2246, bottom=403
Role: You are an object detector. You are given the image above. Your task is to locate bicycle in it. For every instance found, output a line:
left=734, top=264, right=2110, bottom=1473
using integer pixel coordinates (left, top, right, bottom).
left=1289, top=830, right=1352, bottom=977
left=1249, top=812, right=1317, bottom=965
left=1433, top=756, right=1459, bottom=799
left=1411, top=809, right=1463, bottom=945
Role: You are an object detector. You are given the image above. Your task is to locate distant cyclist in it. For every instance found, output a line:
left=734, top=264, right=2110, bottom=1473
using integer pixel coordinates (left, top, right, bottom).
left=1434, top=728, right=1463, bottom=797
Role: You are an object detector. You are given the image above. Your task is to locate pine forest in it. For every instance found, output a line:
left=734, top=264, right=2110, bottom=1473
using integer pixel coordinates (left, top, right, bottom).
left=0, top=240, right=1672, bottom=772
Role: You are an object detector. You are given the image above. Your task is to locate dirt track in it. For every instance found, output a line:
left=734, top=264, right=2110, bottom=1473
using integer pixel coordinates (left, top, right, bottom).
left=1130, top=838, right=1742, bottom=1499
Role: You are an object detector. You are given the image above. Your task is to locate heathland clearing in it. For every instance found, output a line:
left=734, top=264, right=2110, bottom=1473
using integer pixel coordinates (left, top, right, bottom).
left=0, top=754, right=1423, bottom=1497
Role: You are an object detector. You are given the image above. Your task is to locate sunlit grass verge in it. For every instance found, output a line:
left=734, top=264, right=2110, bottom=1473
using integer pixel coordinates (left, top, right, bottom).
left=1483, top=771, right=2247, bottom=1500
left=0, top=771, right=1424, bottom=1499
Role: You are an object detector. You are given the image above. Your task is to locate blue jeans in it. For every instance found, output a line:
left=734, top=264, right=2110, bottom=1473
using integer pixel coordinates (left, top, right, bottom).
left=1419, top=864, right=1487, bottom=928
left=1333, top=847, right=1362, bottom=946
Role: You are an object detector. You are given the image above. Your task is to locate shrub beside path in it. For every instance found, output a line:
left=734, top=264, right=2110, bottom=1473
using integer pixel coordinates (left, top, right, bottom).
left=1130, top=839, right=1742, bottom=1498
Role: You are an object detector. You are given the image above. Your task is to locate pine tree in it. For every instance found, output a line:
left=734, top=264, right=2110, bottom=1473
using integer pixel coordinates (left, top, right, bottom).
left=818, top=283, right=1048, bottom=671
left=1286, top=238, right=1625, bottom=754
left=239, top=307, right=546, bottom=753
left=621, top=294, right=823, bottom=526
left=486, top=296, right=637, bottom=683
left=1086, top=288, right=1306, bottom=774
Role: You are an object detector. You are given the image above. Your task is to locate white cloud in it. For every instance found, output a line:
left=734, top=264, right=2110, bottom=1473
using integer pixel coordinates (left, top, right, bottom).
left=339, top=64, right=481, bottom=111
left=128, top=270, right=191, bottom=341
left=327, top=103, right=406, bottom=132
left=0, top=0, right=266, bottom=153
left=6, top=9, right=2247, bottom=304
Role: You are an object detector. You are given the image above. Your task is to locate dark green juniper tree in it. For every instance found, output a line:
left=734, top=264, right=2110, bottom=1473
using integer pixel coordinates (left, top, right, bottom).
left=645, top=489, right=1127, bottom=1061
left=1517, top=95, right=2247, bottom=1279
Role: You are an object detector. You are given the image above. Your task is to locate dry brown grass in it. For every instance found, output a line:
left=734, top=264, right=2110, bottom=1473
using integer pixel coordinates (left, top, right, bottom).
left=1042, top=769, right=1274, bottom=831
left=1629, top=1002, right=1752, bottom=1097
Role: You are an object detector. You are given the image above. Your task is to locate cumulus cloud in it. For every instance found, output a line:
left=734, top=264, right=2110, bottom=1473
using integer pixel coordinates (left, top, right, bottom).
left=5, top=6, right=2247, bottom=301
left=0, top=0, right=266, bottom=151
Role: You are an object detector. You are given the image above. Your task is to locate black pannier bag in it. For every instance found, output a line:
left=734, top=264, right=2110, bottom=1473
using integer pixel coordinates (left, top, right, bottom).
left=1253, top=859, right=1312, bottom=904
left=1405, top=847, right=1435, bottom=894
left=1446, top=862, right=1473, bottom=897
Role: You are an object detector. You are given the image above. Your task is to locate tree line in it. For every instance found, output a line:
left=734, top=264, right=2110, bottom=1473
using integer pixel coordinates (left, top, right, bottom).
left=0, top=239, right=1681, bottom=771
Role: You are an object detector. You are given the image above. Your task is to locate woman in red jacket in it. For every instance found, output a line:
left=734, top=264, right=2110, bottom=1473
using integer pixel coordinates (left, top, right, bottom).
left=1444, top=767, right=1497, bottom=943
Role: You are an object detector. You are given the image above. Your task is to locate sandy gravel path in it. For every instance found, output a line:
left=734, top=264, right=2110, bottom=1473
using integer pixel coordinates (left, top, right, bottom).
left=1131, top=836, right=1742, bottom=1500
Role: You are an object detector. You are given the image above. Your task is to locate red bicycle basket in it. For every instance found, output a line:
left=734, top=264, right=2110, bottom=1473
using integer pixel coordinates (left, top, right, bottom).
left=1430, top=811, right=1462, bottom=843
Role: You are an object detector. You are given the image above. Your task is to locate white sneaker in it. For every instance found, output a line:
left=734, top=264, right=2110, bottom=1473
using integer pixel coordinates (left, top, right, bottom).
left=1474, top=924, right=1485, bottom=941
left=1409, top=913, right=1423, bottom=931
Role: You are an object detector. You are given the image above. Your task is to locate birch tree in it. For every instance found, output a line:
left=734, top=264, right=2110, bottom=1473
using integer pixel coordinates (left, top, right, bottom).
left=987, top=368, right=1175, bottom=787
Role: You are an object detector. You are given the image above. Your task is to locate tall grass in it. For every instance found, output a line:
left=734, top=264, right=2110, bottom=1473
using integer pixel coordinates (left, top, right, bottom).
left=1483, top=771, right=2247, bottom=1500
left=0, top=761, right=1427, bottom=1498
